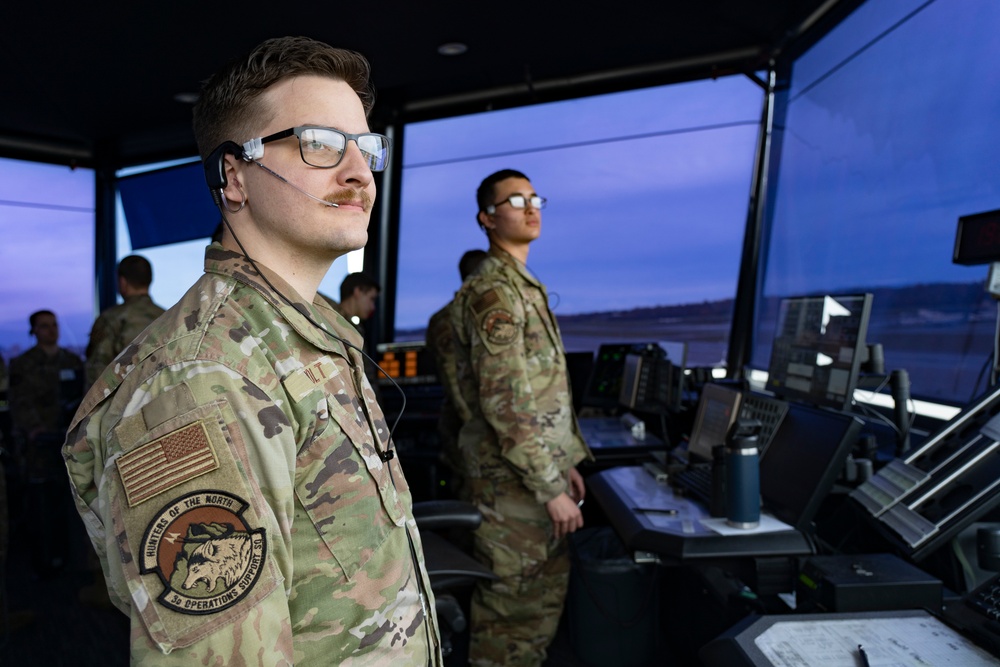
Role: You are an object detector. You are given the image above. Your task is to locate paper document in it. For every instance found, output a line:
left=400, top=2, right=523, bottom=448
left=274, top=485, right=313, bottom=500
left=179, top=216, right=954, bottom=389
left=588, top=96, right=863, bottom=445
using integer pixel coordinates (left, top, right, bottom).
left=700, top=513, right=794, bottom=535
left=754, top=615, right=1000, bottom=666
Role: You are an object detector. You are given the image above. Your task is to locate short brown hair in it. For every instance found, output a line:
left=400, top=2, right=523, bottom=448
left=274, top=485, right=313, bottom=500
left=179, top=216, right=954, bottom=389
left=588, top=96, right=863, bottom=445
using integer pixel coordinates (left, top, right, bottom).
left=339, top=272, right=380, bottom=302
left=476, top=169, right=529, bottom=211
left=117, top=255, right=153, bottom=288
left=193, top=36, right=374, bottom=159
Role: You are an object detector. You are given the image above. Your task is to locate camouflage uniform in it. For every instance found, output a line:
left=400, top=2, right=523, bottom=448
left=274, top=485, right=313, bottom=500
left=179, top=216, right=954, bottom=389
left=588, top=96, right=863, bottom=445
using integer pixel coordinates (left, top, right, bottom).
left=10, top=344, right=84, bottom=477
left=319, top=293, right=367, bottom=340
left=64, top=245, right=442, bottom=665
left=450, top=246, right=592, bottom=666
left=319, top=293, right=382, bottom=404
left=85, top=293, right=165, bottom=387
left=425, top=300, right=468, bottom=497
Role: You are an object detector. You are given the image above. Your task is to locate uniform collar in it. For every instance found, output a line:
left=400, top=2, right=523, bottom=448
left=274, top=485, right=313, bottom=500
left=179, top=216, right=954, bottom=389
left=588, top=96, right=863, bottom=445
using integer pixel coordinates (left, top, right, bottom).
left=122, top=294, right=153, bottom=304
left=488, top=245, right=543, bottom=289
left=204, top=244, right=363, bottom=358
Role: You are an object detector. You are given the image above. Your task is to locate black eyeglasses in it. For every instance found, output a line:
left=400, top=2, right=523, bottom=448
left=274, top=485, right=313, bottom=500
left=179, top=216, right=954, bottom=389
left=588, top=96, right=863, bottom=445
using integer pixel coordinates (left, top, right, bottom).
left=485, top=194, right=547, bottom=214
left=242, top=125, right=391, bottom=172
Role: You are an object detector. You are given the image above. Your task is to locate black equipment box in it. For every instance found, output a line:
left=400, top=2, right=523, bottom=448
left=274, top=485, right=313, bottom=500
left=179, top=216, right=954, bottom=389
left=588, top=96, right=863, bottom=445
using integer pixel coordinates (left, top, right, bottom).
left=797, top=553, right=942, bottom=612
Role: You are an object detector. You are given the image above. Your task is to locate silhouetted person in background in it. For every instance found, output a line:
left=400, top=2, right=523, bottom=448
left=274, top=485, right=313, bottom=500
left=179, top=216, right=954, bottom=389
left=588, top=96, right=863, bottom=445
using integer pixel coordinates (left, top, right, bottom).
left=9, top=310, right=83, bottom=576
left=334, top=271, right=380, bottom=335
left=426, top=249, right=488, bottom=499
left=85, top=255, right=165, bottom=387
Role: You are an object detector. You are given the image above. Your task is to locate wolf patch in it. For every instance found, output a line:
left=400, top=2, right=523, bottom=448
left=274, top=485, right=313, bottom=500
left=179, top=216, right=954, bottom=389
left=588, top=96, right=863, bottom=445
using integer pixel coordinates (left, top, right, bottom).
left=140, top=491, right=266, bottom=615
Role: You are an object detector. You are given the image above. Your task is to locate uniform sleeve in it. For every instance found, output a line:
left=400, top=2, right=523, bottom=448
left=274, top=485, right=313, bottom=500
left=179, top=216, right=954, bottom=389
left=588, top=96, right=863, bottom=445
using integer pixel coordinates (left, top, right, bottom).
left=84, top=313, right=115, bottom=388
left=463, top=281, right=565, bottom=503
left=64, top=362, right=296, bottom=665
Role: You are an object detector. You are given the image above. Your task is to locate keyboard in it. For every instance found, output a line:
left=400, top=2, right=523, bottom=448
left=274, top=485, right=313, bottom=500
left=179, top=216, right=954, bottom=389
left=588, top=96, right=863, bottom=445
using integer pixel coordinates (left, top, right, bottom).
left=672, top=464, right=713, bottom=506
left=739, top=393, right=788, bottom=456
left=967, top=574, right=1000, bottom=623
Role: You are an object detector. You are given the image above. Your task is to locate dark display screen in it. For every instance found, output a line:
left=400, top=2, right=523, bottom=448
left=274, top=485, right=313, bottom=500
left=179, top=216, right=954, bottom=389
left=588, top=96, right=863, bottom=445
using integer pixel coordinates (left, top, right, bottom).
left=765, top=294, right=873, bottom=411
left=954, top=209, right=1000, bottom=265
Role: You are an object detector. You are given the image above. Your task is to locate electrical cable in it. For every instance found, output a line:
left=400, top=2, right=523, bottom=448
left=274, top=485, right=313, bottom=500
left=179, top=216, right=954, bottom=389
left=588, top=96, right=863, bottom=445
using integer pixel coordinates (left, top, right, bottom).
left=854, top=375, right=902, bottom=437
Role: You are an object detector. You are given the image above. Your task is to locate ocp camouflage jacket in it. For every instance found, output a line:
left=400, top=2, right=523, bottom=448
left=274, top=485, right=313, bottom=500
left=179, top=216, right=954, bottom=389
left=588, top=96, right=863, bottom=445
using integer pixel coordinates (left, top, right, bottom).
left=64, top=244, right=441, bottom=665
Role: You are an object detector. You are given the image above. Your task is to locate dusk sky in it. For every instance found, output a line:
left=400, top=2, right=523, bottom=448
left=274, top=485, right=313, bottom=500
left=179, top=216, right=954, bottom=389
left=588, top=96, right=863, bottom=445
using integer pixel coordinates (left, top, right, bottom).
left=763, top=0, right=1000, bottom=297
left=395, top=76, right=762, bottom=331
left=0, top=159, right=95, bottom=356
left=2, top=0, right=997, bottom=401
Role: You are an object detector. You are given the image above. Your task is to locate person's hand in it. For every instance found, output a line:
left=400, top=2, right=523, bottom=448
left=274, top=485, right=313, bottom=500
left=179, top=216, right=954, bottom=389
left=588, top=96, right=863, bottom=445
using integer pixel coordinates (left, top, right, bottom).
left=568, top=467, right=586, bottom=506
left=545, top=492, right=583, bottom=540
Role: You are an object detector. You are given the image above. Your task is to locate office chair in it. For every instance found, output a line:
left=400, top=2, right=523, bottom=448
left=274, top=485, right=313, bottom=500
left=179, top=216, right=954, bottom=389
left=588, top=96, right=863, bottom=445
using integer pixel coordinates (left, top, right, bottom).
left=413, top=499, right=498, bottom=658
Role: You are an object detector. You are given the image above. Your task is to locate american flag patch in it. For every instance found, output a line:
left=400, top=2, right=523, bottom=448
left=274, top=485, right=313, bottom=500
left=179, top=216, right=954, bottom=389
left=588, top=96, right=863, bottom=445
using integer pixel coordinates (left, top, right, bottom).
left=472, top=289, right=501, bottom=315
left=117, top=421, right=219, bottom=507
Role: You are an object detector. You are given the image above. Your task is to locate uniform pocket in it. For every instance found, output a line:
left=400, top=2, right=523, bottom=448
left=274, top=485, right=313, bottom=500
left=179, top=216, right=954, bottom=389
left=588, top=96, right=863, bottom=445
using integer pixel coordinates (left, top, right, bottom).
left=293, top=395, right=399, bottom=581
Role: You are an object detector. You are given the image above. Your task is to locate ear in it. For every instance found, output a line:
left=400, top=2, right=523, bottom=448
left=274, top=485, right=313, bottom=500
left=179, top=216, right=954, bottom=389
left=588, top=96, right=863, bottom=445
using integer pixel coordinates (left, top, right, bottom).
left=477, top=210, right=493, bottom=229
left=221, top=153, right=247, bottom=204
left=204, top=141, right=248, bottom=209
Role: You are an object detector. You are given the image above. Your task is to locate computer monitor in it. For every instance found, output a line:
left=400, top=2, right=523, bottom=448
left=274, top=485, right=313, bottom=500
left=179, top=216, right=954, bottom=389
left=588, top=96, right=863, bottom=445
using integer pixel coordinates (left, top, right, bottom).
left=375, top=341, right=438, bottom=385
left=615, top=341, right=688, bottom=414
left=582, top=342, right=656, bottom=410
left=582, top=341, right=688, bottom=413
left=686, top=383, right=742, bottom=463
left=760, top=401, right=864, bottom=532
left=765, top=293, right=873, bottom=411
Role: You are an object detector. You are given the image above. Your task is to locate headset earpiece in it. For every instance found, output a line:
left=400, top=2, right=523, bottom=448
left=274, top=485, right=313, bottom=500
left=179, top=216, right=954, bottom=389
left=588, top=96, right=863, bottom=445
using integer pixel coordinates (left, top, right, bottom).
left=204, top=141, right=246, bottom=207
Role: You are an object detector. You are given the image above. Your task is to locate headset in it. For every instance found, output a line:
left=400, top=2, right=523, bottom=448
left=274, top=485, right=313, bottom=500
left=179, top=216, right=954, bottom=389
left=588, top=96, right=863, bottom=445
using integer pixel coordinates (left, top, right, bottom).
left=204, top=141, right=247, bottom=207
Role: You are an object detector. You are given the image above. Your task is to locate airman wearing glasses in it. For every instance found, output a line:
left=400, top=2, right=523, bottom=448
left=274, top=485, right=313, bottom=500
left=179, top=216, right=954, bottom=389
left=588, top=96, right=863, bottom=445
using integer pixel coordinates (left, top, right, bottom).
left=449, top=169, right=592, bottom=666
left=63, top=37, right=441, bottom=665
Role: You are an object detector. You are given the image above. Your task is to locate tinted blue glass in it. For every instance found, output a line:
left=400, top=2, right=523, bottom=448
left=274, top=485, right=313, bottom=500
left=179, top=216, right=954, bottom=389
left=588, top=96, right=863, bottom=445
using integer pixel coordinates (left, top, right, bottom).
left=758, top=0, right=1000, bottom=403
left=0, top=157, right=95, bottom=362
left=397, top=77, right=762, bottom=365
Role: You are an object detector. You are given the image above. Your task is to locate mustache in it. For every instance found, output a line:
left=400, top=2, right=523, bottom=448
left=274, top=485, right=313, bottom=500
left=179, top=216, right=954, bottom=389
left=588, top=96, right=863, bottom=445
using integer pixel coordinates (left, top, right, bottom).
left=324, top=190, right=373, bottom=210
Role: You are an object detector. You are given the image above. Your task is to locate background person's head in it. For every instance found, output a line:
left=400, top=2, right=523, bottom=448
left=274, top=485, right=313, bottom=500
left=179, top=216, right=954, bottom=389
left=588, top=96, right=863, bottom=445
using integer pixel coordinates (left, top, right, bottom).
left=476, top=170, right=543, bottom=253
left=29, top=310, right=59, bottom=348
left=475, top=169, right=530, bottom=232
left=459, top=249, right=488, bottom=281
left=117, top=255, right=153, bottom=296
left=339, top=272, right=380, bottom=321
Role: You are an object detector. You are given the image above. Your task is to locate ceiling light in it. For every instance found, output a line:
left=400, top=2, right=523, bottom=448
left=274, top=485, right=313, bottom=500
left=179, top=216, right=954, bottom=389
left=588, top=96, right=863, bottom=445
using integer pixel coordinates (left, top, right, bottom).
left=174, top=92, right=200, bottom=104
left=437, top=42, right=468, bottom=56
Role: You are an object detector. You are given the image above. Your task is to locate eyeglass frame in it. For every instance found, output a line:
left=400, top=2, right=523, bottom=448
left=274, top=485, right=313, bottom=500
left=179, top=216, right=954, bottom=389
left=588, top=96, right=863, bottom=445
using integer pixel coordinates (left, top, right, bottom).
left=485, top=193, right=547, bottom=214
left=241, top=125, right=392, bottom=172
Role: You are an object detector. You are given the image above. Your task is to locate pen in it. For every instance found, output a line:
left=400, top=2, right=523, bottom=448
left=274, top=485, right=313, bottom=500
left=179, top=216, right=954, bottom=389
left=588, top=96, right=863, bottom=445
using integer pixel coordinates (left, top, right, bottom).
left=632, top=507, right=679, bottom=516
left=857, top=644, right=870, bottom=667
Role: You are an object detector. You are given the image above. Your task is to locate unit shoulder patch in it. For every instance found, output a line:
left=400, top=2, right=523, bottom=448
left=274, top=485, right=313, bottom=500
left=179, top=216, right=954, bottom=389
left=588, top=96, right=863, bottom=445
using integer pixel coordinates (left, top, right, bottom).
left=482, top=309, right=518, bottom=345
left=139, top=491, right=267, bottom=615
